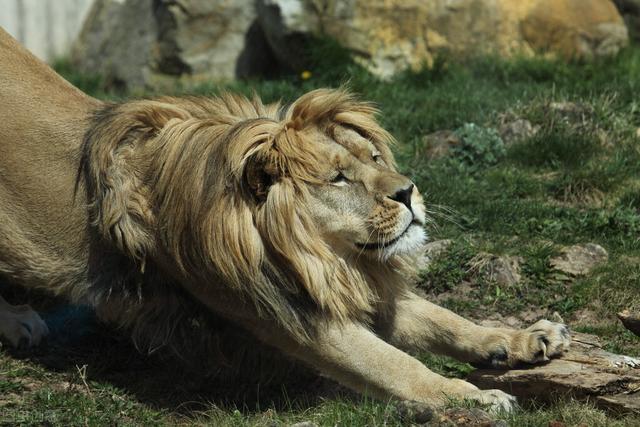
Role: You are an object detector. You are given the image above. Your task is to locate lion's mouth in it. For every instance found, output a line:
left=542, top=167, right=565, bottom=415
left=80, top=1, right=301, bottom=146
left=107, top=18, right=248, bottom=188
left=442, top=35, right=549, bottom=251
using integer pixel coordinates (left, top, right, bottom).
left=356, top=219, right=422, bottom=250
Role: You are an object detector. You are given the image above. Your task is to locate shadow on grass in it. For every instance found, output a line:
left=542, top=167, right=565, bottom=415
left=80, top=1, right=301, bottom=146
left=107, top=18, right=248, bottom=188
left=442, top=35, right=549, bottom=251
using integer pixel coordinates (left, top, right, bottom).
left=2, top=283, right=349, bottom=417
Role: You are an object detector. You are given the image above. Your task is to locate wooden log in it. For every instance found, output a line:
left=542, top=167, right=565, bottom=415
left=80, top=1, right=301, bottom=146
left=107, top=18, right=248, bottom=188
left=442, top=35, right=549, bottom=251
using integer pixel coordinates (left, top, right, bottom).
left=467, top=332, right=640, bottom=415
left=618, top=310, right=640, bottom=337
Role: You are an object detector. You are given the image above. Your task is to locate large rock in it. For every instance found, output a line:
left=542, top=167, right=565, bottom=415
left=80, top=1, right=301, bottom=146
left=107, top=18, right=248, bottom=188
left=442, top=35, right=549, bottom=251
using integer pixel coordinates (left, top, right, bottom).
left=72, top=0, right=157, bottom=90
left=72, top=0, right=264, bottom=90
left=258, top=0, right=628, bottom=79
left=73, top=0, right=628, bottom=88
left=469, top=332, right=640, bottom=414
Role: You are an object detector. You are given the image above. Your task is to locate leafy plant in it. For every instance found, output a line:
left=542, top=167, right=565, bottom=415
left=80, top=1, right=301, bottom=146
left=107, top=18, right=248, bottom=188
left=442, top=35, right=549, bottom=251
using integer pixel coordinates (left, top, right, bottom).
left=451, top=123, right=506, bottom=172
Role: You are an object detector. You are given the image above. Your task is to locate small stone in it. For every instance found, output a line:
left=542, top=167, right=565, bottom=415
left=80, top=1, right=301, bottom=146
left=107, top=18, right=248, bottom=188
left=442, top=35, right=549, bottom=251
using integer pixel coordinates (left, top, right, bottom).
left=519, top=308, right=548, bottom=324
left=423, top=131, right=461, bottom=160
left=469, top=253, right=522, bottom=286
left=548, top=102, right=594, bottom=121
left=418, top=239, right=453, bottom=270
left=550, top=243, right=608, bottom=276
left=499, top=118, right=539, bottom=145
left=617, top=309, right=640, bottom=337
left=550, top=311, right=565, bottom=323
left=425, top=239, right=453, bottom=259
left=485, top=256, right=523, bottom=287
left=289, top=422, right=318, bottom=427
left=549, top=101, right=583, bottom=114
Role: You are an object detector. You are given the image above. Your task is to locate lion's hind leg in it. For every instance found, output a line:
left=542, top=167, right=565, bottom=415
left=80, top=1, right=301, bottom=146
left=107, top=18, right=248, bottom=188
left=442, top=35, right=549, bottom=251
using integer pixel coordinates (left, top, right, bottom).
left=0, top=295, right=49, bottom=348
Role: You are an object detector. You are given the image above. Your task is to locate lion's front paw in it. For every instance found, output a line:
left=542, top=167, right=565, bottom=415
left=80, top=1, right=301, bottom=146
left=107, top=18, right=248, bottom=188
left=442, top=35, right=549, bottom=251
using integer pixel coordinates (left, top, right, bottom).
left=0, top=304, right=49, bottom=348
left=462, top=388, right=517, bottom=413
left=444, top=379, right=516, bottom=414
left=510, top=319, right=571, bottom=365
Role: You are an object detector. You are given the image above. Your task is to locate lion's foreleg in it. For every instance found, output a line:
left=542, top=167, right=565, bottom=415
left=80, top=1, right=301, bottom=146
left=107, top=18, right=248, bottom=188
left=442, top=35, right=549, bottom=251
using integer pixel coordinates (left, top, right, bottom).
left=380, top=291, right=570, bottom=368
left=0, top=294, right=49, bottom=348
left=248, top=320, right=515, bottom=411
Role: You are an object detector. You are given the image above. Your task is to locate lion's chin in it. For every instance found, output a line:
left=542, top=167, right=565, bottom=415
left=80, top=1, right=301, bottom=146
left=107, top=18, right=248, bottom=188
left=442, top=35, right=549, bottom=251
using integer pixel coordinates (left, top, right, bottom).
left=380, top=224, right=427, bottom=260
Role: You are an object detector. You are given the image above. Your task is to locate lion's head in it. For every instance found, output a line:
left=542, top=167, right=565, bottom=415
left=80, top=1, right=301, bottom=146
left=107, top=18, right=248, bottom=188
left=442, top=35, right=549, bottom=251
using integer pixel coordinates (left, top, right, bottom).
left=298, top=115, right=427, bottom=260
left=82, top=88, right=427, bottom=345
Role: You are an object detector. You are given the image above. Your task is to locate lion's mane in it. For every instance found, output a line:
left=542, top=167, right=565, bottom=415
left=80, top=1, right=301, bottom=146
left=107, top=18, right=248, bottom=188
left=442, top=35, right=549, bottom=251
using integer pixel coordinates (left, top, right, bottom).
left=80, top=89, right=415, bottom=362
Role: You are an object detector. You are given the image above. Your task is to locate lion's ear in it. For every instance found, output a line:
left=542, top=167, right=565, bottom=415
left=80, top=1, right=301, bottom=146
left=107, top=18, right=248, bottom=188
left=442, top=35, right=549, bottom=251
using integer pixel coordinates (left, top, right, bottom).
left=83, top=101, right=189, bottom=262
left=244, top=157, right=278, bottom=201
left=238, top=123, right=286, bottom=202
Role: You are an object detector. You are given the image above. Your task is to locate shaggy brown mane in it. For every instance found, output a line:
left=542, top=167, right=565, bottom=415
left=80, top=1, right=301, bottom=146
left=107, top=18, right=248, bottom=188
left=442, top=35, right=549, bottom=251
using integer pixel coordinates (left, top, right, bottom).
left=81, top=88, right=412, bottom=345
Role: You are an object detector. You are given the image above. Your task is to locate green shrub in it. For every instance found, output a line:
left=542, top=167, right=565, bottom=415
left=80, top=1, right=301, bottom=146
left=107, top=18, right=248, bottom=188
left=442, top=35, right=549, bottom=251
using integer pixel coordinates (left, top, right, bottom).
left=451, top=123, right=506, bottom=172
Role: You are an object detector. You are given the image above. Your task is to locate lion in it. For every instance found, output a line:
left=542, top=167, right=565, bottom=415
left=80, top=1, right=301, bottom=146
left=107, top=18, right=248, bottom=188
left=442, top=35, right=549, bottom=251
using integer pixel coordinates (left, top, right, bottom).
left=0, top=27, right=570, bottom=412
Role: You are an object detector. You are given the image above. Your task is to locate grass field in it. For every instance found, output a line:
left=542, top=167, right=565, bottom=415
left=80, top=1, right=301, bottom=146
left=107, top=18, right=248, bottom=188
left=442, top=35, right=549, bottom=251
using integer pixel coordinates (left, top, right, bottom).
left=2, top=42, right=640, bottom=425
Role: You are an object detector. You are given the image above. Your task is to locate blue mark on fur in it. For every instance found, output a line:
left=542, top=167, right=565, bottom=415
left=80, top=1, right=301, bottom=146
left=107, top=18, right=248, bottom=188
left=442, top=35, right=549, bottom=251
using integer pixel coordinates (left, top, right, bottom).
left=41, top=305, right=99, bottom=345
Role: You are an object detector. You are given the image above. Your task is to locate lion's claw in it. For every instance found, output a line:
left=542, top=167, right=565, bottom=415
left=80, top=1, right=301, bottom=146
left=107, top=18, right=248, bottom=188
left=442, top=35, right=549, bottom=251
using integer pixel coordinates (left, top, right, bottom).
left=527, top=320, right=571, bottom=359
left=464, top=389, right=517, bottom=414
left=514, top=319, right=571, bottom=365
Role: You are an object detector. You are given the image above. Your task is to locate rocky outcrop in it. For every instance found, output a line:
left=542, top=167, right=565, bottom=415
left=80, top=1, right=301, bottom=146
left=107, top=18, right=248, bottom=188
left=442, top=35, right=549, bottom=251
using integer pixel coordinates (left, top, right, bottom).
left=522, top=0, right=629, bottom=59
left=258, top=0, right=628, bottom=79
left=72, top=0, right=629, bottom=89
left=72, top=0, right=266, bottom=90
left=155, top=0, right=265, bottom=80
left=72, top=0, right=157, bottom=90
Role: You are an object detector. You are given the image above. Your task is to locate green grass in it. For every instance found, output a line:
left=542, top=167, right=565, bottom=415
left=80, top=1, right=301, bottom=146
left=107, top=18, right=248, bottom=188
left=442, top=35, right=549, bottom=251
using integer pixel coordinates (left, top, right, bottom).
left=2, top=41, right=640, bottom=425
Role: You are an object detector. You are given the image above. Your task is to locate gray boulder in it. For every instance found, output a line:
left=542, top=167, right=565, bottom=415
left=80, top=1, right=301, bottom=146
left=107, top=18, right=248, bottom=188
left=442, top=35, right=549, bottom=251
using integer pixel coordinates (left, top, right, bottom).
left=72, top=0, right=264, bottom=90
left=72, top=0, right=157, bottom=90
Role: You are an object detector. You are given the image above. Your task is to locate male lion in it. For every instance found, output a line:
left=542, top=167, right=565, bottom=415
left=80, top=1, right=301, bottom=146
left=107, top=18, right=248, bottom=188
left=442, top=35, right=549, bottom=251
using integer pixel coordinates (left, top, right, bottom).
left=0, top=28, right=570, bottom=411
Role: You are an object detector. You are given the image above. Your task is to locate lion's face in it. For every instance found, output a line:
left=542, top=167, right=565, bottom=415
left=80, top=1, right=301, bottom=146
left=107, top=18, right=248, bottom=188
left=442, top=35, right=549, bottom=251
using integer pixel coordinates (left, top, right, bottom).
left=304, top=125, right=427, bottom=259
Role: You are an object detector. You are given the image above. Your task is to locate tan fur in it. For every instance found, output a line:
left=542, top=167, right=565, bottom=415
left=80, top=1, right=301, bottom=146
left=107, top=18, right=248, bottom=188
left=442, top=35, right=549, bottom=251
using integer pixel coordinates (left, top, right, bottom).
left=0, top=28, right=571, bottom=410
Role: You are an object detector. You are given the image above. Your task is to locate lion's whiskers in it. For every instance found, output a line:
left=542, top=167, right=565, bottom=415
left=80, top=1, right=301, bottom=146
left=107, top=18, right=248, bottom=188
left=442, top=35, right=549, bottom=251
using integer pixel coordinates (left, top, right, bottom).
left=353, top=226, right=378, bottom=264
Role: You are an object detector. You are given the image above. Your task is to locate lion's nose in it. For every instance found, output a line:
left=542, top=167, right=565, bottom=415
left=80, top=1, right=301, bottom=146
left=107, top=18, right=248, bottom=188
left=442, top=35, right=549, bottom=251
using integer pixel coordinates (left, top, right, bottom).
left=389, top=184, right=414, bottom=209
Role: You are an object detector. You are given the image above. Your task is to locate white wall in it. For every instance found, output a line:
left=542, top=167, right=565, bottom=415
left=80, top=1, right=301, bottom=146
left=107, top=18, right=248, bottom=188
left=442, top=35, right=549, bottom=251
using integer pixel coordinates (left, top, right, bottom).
left=0, top=0, right=94, bottom=62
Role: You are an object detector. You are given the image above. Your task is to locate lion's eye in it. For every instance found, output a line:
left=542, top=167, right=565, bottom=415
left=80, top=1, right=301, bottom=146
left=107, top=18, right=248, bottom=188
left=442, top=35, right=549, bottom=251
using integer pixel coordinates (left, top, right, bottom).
left=373, top=154, right=385, bottom=165
left=330, top=172, right=349, bottom=186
